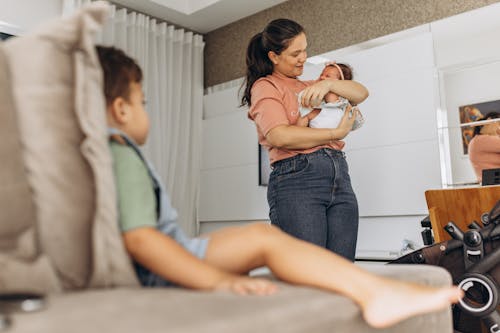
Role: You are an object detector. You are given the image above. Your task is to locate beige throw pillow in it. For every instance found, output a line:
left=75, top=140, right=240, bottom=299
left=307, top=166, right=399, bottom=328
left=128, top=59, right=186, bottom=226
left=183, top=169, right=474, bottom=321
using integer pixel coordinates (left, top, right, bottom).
left=0, top=44, right=61, bottom=293
left=2, top=1, right=138, bottom=290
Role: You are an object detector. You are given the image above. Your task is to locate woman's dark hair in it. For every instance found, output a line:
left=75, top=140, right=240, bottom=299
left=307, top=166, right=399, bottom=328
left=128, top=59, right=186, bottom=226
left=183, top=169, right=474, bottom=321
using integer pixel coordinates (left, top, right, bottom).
left=240, top=19, right=304, bottom=107
left=96, top=45, right=143, bottom=106
left=473, top=111, right=500, bottom=136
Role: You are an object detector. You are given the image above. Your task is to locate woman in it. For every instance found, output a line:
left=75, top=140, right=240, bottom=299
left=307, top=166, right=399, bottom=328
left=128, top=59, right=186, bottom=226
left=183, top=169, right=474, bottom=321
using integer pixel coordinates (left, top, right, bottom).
left=243, top=18, right=368, bottom=260
left=468, top=111, right=500, bottom=183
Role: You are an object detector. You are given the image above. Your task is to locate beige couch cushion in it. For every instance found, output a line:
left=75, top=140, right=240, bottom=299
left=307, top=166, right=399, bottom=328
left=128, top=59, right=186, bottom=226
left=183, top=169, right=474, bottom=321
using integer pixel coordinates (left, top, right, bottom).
left=1, top=1, right=138, bottom=291
left=7, top=265, right=453, bottom=333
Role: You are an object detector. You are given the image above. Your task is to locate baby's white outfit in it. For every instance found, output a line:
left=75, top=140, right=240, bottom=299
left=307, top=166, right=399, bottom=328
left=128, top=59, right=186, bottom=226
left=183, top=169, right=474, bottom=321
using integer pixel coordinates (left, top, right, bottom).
left=297, top=92, right=364, bottom=130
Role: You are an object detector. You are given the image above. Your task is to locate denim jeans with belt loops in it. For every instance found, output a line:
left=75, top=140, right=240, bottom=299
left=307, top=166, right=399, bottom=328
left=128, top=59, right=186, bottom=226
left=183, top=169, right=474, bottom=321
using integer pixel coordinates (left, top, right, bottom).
left=267, top=148, right=359, bottom=261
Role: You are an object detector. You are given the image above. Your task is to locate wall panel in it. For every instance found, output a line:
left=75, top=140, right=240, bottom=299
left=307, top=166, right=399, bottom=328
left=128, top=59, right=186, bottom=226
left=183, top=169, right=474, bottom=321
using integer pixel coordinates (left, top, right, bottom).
left=348, top=141, right=441, bottom=217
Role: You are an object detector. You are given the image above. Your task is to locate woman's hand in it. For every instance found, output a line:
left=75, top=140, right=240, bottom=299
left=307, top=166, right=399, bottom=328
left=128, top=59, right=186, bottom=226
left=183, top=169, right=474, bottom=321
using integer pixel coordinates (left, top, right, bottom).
left=214, top=274, right=278, bottom=296
left=334, top=104, right=358, bottom=140
left=300, top=80, right=331, bottom=109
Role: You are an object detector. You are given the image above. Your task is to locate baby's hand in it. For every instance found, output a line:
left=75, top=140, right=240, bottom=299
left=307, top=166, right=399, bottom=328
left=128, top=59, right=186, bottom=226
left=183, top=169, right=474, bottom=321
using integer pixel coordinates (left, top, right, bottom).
left=296, top=115, right=309, bottom=127
left=324, top=92, right=339, bottom=104
left=296, top=109, right=321, bottom=127
left=215, top=275, right=278, bottom=296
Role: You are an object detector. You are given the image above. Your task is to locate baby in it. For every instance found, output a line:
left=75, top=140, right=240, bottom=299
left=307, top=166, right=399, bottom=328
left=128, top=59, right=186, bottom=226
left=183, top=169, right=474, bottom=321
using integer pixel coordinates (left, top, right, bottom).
left=298, top=62, right=364, bottom=130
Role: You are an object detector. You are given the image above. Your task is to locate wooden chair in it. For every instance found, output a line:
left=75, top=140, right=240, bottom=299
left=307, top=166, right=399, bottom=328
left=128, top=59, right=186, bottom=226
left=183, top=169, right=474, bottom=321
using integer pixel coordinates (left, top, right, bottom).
left=425, top=185, right=500, bottom=243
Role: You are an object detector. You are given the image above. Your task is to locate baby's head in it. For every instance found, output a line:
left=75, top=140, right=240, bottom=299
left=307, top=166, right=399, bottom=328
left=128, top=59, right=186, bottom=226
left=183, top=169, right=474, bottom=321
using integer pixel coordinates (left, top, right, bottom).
left=320, top=62, right=353, bottom=81
left=96, top=46, right=149, bottom=145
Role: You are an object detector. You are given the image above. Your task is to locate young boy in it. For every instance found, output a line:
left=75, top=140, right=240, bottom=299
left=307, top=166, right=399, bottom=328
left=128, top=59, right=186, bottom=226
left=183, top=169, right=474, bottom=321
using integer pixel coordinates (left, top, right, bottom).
left=97, top=45, right=462, bottom=329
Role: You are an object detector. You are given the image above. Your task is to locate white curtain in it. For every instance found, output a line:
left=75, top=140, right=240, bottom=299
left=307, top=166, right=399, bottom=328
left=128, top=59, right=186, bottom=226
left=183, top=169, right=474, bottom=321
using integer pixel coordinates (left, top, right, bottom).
left=63, top=1, right=204, bottom=237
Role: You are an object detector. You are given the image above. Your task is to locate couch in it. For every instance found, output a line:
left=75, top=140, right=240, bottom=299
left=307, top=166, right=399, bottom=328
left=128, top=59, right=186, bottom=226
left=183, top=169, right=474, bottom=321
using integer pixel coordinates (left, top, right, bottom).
left=0, top=3, right=454, bottom=332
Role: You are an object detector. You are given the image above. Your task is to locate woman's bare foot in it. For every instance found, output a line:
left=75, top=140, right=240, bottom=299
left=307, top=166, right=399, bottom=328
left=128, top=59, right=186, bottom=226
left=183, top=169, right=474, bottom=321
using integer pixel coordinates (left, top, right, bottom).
left=361, top=278, right=463, bottom=328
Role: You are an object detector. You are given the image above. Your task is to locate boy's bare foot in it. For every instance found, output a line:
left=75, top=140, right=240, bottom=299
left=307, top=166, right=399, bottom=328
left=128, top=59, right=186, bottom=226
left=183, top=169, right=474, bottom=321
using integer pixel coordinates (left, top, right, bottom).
left=361, top=278, right=463, bottom=328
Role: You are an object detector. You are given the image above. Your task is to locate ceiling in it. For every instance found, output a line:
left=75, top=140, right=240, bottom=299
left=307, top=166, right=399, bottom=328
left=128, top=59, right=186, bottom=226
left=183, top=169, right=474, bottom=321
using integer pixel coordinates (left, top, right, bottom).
left=111, top=0, right=288, bottom=34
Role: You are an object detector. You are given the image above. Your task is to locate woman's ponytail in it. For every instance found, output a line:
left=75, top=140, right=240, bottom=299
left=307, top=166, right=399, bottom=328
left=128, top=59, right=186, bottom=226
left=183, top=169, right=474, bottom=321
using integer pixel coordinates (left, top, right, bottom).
left=240, top=19, right=304, bottom=107
left=240, top=32, right=273, bottom=107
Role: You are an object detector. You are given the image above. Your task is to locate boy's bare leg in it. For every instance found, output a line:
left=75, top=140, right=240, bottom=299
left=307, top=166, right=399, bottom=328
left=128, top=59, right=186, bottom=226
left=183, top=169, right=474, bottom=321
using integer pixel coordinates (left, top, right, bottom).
left=204, top=223, right=462, bottom=328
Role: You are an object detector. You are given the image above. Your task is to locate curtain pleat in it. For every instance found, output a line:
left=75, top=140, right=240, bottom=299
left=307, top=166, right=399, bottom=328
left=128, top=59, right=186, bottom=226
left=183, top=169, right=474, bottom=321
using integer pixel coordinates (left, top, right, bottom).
left=63, top=0, right=204, bottom=237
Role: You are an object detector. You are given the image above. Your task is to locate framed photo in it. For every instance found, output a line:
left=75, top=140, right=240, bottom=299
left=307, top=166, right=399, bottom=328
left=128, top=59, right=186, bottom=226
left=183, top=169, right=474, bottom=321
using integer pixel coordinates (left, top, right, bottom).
left=258, top=145, right=271, bottom=186
left=459, top=99, right=500, bottom=154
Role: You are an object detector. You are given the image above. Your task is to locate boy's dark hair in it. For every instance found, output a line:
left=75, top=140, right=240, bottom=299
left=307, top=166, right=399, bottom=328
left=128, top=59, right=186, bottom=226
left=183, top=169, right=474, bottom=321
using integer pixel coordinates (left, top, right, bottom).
left=96, top=46, right=143, bottom=106
left=473, top=111, right=500, bottom=136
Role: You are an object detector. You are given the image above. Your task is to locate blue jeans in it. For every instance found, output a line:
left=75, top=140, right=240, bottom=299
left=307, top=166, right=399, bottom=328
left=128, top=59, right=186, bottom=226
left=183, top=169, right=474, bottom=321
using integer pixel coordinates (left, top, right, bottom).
left=267, top=148, right=359, bottom=261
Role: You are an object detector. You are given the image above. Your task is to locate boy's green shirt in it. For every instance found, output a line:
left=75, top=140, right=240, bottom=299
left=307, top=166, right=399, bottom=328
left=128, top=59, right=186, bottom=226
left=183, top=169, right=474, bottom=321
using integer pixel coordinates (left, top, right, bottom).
left=110, top=141, right=157, bottom=231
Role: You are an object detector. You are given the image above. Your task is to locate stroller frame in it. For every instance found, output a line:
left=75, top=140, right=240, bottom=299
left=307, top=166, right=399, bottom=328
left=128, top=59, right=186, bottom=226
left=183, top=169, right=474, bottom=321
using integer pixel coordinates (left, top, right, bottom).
left=444, top=219, right=500, bottom=332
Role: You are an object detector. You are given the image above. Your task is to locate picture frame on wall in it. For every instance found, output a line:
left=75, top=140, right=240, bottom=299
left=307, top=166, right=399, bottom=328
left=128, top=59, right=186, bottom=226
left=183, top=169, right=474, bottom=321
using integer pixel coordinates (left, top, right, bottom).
left=458, top=99, right=500, bottom=154
left=258, top=145, right=271, bottom=186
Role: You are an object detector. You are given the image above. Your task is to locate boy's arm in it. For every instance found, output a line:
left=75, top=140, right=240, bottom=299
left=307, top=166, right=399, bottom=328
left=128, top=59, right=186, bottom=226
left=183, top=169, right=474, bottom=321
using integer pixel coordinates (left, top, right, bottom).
left=123, top=227, right=276, bottom=294
left=111, top=143, right=276, bottom=294
left=124, top=227, right=226, bottom=289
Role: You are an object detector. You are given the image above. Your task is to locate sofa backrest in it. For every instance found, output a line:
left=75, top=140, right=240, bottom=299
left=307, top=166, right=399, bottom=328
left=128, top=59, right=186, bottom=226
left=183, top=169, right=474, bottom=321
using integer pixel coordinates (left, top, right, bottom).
left=0, top=43, right=62, bottom=293
left=0, top=2, right=138, bottom=292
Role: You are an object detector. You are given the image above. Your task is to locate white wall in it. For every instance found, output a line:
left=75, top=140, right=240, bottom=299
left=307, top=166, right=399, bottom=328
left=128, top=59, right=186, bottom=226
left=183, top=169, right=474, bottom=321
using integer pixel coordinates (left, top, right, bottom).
left=312, top=33, right=440, bottom=217
left=200, top=3, right=500, bottom=259
left=0, top=0, right=63, bottom=33
left=200, top=86, right=269, bottom=222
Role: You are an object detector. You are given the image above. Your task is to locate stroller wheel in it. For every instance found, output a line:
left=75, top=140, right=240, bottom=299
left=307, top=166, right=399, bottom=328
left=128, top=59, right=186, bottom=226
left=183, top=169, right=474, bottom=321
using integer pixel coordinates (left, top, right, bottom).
left=457, top=273, right=498, bottom=317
